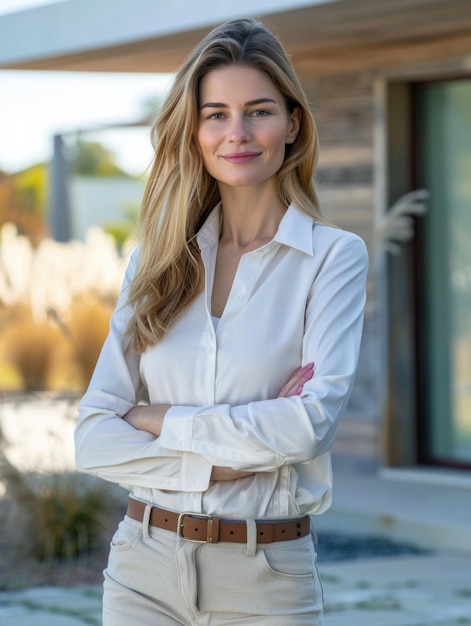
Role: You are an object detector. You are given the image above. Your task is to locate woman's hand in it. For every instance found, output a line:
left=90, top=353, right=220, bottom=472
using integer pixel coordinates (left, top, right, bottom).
left=122, top=404, right=171, bottom=437
left=277, top=362, right=314, bottom=398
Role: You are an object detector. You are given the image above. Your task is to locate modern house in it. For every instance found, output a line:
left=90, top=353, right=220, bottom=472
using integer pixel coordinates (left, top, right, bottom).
left=1, top=0, right=470, bottom=491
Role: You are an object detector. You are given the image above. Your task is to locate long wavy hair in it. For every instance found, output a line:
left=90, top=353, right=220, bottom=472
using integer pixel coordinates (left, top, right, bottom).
left=126, top=17, right=323, bottom=353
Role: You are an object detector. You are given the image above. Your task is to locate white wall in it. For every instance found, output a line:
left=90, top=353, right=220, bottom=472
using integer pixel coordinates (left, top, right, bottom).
left=69, top=176, right=145, bottom=241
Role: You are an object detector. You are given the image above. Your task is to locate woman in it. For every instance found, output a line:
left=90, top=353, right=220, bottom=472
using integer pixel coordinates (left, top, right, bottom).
left=75, top=17, right=368, bottom=625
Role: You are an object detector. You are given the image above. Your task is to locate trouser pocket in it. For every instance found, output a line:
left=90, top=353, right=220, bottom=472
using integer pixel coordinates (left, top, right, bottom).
left=196, top=534, right=323, bottom=617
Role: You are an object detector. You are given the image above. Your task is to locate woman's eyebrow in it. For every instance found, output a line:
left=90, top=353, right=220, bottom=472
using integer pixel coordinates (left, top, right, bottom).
left=199, top=97, right=277, bottom=110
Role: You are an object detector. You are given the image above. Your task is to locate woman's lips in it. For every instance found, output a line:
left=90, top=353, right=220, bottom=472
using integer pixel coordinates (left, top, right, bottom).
left=222, top=152, right=261, bottom=163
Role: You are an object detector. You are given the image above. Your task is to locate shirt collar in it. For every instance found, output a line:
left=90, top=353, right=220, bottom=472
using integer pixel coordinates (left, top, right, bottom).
left=197, top=203, right=222, bottom=249
left=273, top=204, right=315, bottom=256
left=197, top=202, right=315, bottom=256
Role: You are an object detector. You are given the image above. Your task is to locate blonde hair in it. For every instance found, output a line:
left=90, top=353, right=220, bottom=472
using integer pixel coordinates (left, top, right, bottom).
left=127, top=18, right=322, bottom=352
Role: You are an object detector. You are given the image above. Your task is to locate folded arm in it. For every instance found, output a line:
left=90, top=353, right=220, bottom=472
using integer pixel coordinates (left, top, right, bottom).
left=156, top=236, right=368, bottom=472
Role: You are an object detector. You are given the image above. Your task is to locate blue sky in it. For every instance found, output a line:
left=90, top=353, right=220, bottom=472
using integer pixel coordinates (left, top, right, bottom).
left=0, top=0, right=173, bottom=175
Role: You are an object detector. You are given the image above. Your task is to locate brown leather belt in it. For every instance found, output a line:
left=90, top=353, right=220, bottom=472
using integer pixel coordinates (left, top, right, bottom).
left=126, top=498, right=310, bottom=545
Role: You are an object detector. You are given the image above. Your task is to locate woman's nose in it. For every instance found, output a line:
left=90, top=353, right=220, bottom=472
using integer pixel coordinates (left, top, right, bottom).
left=228, top=116, right=251, bottom=142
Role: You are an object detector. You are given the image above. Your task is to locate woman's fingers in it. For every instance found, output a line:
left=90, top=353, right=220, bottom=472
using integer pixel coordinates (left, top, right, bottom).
left=292, top=362, right=314, bottom=395
left=211, top=467, right=255, bottom=481
left=277, top=362, right=314, bottom=397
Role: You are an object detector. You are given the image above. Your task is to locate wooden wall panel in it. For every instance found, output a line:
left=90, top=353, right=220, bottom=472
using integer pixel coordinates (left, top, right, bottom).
left=301, top=71, right=375, bottom=245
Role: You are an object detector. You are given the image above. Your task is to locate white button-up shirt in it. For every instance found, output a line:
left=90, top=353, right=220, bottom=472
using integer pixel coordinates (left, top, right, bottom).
left=75, top=204, right=368, bottom=519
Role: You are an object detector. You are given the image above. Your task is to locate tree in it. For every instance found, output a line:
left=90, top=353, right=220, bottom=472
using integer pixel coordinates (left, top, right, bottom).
left=0, top=166, right=47, bottom=245
left=68, top=138, right=130, bottom=177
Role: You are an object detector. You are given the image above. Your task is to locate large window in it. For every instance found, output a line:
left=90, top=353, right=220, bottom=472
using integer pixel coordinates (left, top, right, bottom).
left=415, top=79, right=471, bottom=466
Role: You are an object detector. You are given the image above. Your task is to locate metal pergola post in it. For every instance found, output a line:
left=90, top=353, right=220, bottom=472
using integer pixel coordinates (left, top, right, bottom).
left=49, top=134, right=71, bottom=242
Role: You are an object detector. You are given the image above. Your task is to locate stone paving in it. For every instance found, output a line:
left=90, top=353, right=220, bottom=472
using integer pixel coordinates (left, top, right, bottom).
left=0, top=585, right=102, bottom=625
left=321, top=553, right=471, bottom=625
left=1, top=553, right=470, bottom=625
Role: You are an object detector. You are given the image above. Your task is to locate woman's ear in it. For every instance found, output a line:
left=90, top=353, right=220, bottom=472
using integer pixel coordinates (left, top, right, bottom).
left=286, top=107, right=301, bottom=144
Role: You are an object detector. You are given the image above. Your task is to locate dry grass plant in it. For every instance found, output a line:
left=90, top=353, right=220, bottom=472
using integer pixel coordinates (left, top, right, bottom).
left=0, top=448, right=125, bottom=589
left=65, top=294, right=113, bottom=388
left=0, top=307, right=68, bottom=392
left=0, top=294, right=113, bottom=393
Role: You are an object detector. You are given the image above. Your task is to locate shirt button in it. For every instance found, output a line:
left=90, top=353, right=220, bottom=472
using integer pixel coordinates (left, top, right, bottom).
left=176, top=439, right=183, bottom=447
left=236, top=294, right=243, bottom=301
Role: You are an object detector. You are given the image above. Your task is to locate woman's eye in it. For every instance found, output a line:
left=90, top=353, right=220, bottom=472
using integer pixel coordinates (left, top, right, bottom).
left=251, top=109, right=270, bottom=117
left=208, top=112, right=226, bottom=120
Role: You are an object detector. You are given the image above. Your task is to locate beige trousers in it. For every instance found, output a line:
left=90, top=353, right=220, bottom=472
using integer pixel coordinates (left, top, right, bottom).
left=103, top=506, right=324, bottom=625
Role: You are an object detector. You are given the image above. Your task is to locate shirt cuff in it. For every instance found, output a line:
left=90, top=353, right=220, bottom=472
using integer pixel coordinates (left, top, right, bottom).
left=180, top=451, right=212, bottom=492
left=159, top=405, right=197, bottom=452
left=160, top=405, right=213, bottom=492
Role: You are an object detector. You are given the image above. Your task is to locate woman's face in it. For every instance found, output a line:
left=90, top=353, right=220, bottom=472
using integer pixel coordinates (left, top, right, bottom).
left=197, top=65, right=300, bottom=193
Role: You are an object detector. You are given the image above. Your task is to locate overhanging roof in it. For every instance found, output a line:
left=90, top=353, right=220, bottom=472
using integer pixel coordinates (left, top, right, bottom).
left=1, top=0, right=471, bottom=74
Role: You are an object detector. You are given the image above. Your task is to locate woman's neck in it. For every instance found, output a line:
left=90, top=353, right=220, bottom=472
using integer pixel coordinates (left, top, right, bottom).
left=218, top=185, right=287, bottom=248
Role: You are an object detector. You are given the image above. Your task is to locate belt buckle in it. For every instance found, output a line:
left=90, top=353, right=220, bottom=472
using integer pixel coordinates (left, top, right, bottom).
left=177, top=512, right=214, bottom=543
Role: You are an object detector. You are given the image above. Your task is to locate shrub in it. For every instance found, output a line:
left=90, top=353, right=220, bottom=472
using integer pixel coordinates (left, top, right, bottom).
left=65, top=294, right=113, bottom=388
left=0, top=360, right=23, bottom=392
left=0, top=451, right=124, bottom=569
left=0, top=294, right=113, bottom=393
left=0, top=309, right=66, bottom=391
left=32, top=472, right=122, bottom=562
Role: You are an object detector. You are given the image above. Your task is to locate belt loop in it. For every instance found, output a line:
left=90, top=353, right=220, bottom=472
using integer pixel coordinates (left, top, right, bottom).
left=245, top=519, right=257, bottom=556
left=310, top=518, right=318, bottom=545
left=142, top=503, right=152, bottom=539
